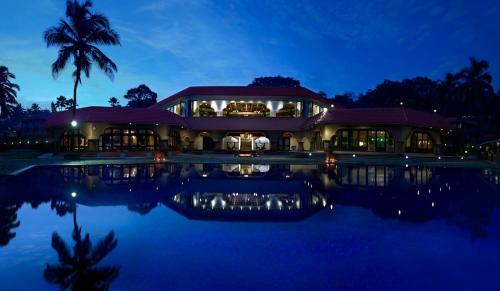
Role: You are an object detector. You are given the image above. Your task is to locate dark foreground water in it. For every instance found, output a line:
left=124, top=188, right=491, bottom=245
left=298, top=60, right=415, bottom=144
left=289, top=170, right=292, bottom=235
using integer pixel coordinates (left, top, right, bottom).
left=0, top=163, right=499, bottom=290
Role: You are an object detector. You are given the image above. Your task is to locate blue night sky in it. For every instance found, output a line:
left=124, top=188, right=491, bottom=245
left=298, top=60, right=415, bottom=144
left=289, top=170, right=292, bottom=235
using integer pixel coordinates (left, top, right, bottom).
left=1, top=0, right=499, bottom=108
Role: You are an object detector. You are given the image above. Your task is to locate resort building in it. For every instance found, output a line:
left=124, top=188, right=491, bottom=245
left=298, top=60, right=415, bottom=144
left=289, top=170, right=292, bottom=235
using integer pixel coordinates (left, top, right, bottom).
left=44, top=86, right=450, bottom=155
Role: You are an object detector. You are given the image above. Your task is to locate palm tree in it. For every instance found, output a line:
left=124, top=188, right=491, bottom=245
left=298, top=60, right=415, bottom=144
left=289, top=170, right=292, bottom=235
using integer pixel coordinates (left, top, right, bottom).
left=457, top=57, right=494, bottom=116
left=44, top=206, right=119, bottom=290
left=0, top=66, right=20, bottom=119
left=44, top=0, right=120, bottom=119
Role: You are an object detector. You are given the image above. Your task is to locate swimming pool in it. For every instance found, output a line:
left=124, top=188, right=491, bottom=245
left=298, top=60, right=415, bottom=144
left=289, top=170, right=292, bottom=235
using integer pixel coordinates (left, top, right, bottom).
left=0, top=163, right=499, bottom=290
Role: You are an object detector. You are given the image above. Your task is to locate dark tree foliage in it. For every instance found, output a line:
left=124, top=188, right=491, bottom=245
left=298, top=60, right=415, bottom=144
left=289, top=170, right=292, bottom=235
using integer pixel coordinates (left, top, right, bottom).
left=332, top=92, right=356, bottom=108
left=0, top=66, right=20, bottom=119
left=108, top=97, right=121, bottom=107
left=124, top=84, right=157, bottom=108
left=127, top=202, right=158, bottom=215
left=249, top=76, right=301, bottom=87
left=44, top=0, right=120, bottom=117
left=356, top=77, right=440, bottom=110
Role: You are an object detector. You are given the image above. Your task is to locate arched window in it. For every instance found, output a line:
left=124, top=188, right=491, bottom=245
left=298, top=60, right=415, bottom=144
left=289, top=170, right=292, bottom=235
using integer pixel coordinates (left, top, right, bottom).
left=406, top=131, right=434, bottom=153
left=59, top=130, right=87, bottom=152
left=99, top=128, right=159, bottom=152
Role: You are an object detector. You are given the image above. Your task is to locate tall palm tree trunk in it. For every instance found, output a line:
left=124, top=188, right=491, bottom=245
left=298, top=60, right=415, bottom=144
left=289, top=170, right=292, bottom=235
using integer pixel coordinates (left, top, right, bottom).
left=72, top=77, right=79, bottom=118
left=72, top=52, right=82, bottom=118
left=73, top=206, right=78, bottom=230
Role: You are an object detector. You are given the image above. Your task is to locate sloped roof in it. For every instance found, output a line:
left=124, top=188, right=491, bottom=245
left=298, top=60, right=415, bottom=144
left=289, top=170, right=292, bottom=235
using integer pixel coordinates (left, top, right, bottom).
left=44, top=106, right=450, bottom=132
left=152, top=86, right=333, bottom=108
left=306, top=107, right=450, bottom=129
left=185, top=117, right=307, bottom=132
left=44, top=106, right=187, bottom=128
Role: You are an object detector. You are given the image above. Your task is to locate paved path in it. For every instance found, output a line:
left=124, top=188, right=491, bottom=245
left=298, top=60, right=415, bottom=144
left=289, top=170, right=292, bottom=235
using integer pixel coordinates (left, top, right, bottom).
left=1, top=152, right=498, bottom=176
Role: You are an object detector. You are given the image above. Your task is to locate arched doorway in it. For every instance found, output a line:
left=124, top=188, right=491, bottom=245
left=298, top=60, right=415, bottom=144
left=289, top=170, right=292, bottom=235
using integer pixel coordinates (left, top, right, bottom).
left=202, top=136, right=215, bottom=150
left=311, top=131, right=323, bottom=151
left=277, top=133, right=292, bottom=151
left=405, top=131, right=435, bottom=153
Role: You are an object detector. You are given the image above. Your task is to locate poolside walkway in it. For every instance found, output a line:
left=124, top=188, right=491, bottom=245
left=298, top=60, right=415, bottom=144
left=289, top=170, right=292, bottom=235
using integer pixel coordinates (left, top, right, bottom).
left=0, top=152, right=498, bottom=176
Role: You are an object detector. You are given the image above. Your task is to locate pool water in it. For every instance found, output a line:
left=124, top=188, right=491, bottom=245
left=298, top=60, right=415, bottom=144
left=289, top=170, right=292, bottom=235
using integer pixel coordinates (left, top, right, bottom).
left=0, top=163, right=499, bottom=290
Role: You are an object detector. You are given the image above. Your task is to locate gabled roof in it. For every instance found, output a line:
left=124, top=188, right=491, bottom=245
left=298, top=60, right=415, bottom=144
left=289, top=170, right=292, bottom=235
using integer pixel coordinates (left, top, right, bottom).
left=306, top=107, right=450, bottom=129
left=185, top=117, right=307, bottom=132
left=152, top=86, right=333, bottom=108
left=44, top=106, right=187, bottom=128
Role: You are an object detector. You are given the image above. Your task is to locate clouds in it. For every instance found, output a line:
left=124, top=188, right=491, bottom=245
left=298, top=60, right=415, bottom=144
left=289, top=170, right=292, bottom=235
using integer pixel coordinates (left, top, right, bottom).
left=0, top=0, right=499, bottom=108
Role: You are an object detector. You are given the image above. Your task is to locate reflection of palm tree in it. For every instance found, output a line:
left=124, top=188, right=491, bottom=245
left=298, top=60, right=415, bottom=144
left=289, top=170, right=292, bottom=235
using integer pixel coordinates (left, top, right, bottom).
left=0, top=203, right=21, bottom=247
left=44, top=207, right=119, bottom=290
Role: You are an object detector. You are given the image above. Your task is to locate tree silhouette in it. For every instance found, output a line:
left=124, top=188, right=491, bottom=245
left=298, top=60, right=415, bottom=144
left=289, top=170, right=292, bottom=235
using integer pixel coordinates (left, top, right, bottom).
left=44, top=207, right=119, bottom=290
left=44, top=0, right=120, bottom=118
left=127, top=202, right=157, bottom=215
left=0, top=203, right=21, bottom=247
left=124, top=84, right=157, bottom=108
left=456, top=57, right=494, bottom=116
left=27, top=103, right=42, bottom=114
left=108, top=97, right=120, bottom=107
left=54, top=96, right=76, bottom=112
left=0, top=66, right=20, bottom=119
left=249, top=76, right=301, bottom=87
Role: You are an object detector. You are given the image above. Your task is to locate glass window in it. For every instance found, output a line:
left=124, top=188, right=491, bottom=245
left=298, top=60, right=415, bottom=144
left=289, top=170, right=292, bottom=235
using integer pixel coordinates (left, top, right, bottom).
left=99, top=127, right=159, bottom=152
left=406, top=131, right=434, bottom=153
left=334, top=129, right=393, bottom=152
left=59, top=130, right=87, bottom=152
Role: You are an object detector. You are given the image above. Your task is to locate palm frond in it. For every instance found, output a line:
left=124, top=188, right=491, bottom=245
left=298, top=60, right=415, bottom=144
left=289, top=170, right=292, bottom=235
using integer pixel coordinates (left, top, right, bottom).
left=51, top=46, right=74, bottom=78
left=86, top=27, right=120, bottom=45
left=43, top=23, right=76, bottom=47
left=89, top=46, right=117, bottom=80
left=51, top=232, right=74, bottom=265
left=90, top=231, right=118, bottom=264
left=43, top=264, right=75, bottom=285
left=87, top=266, right=120, bottom=286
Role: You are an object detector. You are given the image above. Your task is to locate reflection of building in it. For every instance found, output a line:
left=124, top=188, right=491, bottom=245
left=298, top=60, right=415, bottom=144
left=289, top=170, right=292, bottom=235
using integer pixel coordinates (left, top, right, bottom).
left=45, top=86, right=449, bottom=155
left=480, top=139, right=500, bottom=162
left=324, top=165, right=434, bottom=188
left=167, top=177, right=328, bottom=222
left=5, top=163, right=499, bottom=234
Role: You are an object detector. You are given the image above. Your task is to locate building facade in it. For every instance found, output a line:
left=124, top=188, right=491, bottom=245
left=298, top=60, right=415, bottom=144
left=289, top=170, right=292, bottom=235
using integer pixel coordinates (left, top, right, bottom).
left=44, top=86, right=450, bottom=155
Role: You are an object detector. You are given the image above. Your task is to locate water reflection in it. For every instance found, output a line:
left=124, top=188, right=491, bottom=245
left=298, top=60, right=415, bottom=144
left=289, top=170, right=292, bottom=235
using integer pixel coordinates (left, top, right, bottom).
left=44, top=205, right=120, bottom=290
left=0, top=202, right=21, bottom=247
left=0, top=163, right=498, bottom=241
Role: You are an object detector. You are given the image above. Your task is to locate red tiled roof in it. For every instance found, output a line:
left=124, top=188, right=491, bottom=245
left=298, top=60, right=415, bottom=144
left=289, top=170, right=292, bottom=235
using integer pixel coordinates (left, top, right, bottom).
left=185, top=117, right=307, bottom=132
left=152, top=86, right=333, bottom=108
left=44, top=106, right=187, bottom=129
left=306, top=107, right=450, bottom=129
